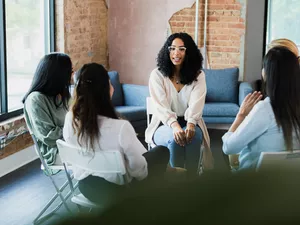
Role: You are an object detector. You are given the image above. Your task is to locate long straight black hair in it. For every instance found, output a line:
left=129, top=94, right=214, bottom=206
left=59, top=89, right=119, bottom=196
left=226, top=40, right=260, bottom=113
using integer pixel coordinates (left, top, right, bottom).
left=71, top=63, right=118, bottom=150
left=22, top=53, right=72, bottom=108
left=263, top=46, right=300, bottom=150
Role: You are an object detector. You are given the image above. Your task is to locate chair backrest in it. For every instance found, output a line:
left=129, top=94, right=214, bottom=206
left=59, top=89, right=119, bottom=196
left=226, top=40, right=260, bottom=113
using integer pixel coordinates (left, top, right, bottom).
left=256, top=150, right=300, bottom=171
left=56, top=139, right=127, bottom=175
left=146, top=97, right=155, bottom=150
left=23, top=114, right=44, bottom=163
left=146, top=96, right=155, bottom=115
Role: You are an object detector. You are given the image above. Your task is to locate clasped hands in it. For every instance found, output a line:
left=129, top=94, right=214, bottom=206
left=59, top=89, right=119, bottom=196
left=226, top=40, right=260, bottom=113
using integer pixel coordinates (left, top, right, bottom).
left=171, top=122, right=195, bottom=147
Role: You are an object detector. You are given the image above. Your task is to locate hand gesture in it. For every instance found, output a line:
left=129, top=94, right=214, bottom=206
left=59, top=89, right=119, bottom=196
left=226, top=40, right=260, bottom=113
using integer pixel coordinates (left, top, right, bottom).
left=171, top=122, right=186, bottom=147
left=185, top=123, right=195, bottom=144
left=239, top=91, right=263, bottom=117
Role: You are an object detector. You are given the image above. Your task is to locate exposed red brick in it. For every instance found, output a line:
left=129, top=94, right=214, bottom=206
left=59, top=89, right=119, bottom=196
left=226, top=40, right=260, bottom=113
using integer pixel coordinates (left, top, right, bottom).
left=169, top=0, right=245, bottom=69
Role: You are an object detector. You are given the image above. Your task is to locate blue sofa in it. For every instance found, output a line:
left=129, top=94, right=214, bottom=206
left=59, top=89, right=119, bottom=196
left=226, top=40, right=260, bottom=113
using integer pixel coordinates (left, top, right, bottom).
left=203, top=68, right=253, bottom=124
left=109, top=71, right=149, bottom=134
left=108, top=68, right=252, bottom=133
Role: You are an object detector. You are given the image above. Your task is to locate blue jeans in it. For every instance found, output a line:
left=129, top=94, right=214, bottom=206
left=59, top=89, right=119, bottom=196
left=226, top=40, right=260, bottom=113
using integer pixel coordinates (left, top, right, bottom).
left=153, top=120, right=203, bottom=173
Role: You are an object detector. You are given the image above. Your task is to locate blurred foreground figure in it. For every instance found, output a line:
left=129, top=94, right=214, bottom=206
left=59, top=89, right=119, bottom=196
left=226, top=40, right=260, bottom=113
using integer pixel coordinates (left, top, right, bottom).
left=55, top=169, right=300, bottom=225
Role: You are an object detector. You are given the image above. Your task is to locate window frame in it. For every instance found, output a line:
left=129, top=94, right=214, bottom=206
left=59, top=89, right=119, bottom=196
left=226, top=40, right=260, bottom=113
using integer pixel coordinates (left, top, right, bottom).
left=0, top=0, right=55, bottom=122
left=263, top=0, right=269, bottom=56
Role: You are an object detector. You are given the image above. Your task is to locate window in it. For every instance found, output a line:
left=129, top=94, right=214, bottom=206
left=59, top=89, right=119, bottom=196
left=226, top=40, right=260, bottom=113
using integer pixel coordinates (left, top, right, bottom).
left=0, top=0, right=54, bottom=121
left=266, top=0, right=300, bottom=49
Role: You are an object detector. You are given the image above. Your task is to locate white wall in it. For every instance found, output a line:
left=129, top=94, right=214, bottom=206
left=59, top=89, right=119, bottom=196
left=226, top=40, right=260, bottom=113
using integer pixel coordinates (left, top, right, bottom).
left=0, top=145, right=37, bottom=178
left=244, top=0, right=266, bottom=83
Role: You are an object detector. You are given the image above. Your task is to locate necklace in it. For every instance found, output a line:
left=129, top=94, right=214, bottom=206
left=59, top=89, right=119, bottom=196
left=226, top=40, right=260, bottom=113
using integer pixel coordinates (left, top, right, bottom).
left=173, top=76, right=180, bottom=84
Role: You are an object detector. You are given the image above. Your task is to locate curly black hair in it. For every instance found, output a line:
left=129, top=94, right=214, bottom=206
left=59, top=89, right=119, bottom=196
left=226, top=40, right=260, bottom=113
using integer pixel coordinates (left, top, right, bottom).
left=156, top=32, right=203, bottom=85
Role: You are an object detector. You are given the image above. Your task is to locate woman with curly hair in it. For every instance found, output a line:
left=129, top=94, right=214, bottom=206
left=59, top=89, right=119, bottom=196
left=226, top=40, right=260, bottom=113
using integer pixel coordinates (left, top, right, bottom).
left=145, top=32, right=213, bottom=175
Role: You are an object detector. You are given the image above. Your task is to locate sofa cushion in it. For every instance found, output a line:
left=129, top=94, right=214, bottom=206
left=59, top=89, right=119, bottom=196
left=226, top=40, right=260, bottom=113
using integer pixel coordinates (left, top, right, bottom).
left=203, top=103, right=239, bottom=117
left=122, top=84, right=149, bottom=107
left=203, top=116, right=235, bottom=124
left=203, top=68, right=239, bottom=103
left=108, top=71, right=123, bottom=106
left=115, top=106, right=146, bottom=122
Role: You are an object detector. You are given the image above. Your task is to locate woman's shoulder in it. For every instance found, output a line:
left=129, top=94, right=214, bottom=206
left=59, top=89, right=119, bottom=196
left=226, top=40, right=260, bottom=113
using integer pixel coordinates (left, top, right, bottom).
left=250, top=97, right=274, bottom=119
left=99, top=116, right=131, bottom=128
left=25, top=91, right=49, bottom=107
left=65, top=111, right=73, bottom=120
left=26, top=91, right=47, bottom=101
left=196, top=70, right=205, bottom=80
left=150, top=68, right=165, bottom=79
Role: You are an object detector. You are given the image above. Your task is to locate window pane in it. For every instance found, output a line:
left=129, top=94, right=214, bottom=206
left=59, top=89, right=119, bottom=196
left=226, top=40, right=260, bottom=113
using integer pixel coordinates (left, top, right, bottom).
left=5, top=0, right=49, bottom=111
left=267, top=0, right=300, bottom=48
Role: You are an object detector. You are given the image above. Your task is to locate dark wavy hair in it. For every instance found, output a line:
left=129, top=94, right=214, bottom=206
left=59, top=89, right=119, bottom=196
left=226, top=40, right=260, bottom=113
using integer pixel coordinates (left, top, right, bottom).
left=71, top=63, right=118, bottom=150
left=156, top=32, right=203, bottom=85
left=22, top=53, right=72, bottom=109
left=263, top=46, right=300, bottom=150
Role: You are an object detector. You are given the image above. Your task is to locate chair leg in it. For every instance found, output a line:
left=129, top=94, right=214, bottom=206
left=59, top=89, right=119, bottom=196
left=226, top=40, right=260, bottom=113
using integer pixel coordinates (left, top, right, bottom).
left=33, top=193, right=63, bottom=224
left=197, top=147, right=204, bottom=175
left=184, top=147, right=186, bottom=169
left=33, top=175, right=75, bottom=224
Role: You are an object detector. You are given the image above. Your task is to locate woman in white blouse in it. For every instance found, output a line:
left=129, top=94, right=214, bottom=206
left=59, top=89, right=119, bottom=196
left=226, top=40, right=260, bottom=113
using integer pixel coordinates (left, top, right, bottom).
left=222, top=46, right=300, bottom=170
left=63, top=63, right=169, bottom=205
left=145, top=32, right=213, bottom=174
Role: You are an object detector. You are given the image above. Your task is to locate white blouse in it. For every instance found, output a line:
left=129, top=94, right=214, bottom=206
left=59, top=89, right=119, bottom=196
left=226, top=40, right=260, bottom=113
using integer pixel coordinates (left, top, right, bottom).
left=63, top=112, right=148, bottom=185
left=168, top=80, right=189, bottom=117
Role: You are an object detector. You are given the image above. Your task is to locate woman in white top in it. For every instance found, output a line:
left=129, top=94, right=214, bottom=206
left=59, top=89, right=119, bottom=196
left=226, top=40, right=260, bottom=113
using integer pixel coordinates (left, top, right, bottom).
left=145, top=32, right=213, bottom=174
left=222, top=47, right=300, bottom=170
left=63, top=63, right=169, bottom=204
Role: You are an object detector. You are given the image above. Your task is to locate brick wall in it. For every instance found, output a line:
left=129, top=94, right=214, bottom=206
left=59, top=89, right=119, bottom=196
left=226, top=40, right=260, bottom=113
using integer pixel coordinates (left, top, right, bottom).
left=56, top=0, right=109, bottom=71
left=0, top=116, right=33, bottom=159
left=169, top=0, right=246, bottom=72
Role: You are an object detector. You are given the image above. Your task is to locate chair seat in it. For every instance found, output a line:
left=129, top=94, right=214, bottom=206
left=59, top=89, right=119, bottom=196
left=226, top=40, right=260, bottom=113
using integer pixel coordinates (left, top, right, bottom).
left=71, top=194, right=101, bottom=209
left=41, top=154, right=70, bottom=170
left=115, top=106, right=146, bottom=121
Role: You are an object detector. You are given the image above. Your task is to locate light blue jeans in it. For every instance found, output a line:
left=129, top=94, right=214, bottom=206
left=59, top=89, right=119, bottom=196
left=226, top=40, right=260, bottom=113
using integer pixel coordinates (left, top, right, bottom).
left=153, top=120, right=203, bottom=173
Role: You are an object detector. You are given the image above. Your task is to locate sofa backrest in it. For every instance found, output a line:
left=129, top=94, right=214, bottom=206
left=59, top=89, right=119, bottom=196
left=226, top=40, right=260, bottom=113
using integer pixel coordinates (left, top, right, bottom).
left=108, top=71, right=123, bottom=106
left=203, top=68, right=239, bottom=104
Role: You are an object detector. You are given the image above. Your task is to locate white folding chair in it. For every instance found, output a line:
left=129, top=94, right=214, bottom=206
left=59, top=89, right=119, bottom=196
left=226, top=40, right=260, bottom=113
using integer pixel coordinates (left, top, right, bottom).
left=146, top=97, right=156, bottom=151
left=256, top=150, right=300, bottom=172
left=30, top=134, right=74, bottom=224
left=56, top=139, right=129, bottom=210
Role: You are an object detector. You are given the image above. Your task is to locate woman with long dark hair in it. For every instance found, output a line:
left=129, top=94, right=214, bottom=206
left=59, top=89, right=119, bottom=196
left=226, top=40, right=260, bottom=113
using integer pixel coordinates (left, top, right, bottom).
left=145, top=32, right=213, bottom=174
left=63, top=63, right=169, bottom=205
left=23, top=53, right=73, bottom=166
left=222, top=46, right=300, bottom=170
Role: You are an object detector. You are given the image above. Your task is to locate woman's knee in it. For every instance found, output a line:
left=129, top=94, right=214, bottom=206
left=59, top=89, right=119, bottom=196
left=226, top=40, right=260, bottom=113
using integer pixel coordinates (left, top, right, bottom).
left=192, top=126, right=203, bottom=143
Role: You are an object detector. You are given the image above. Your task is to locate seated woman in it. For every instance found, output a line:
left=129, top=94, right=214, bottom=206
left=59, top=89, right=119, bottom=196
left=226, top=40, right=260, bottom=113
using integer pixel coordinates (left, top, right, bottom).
left=23, top=53, right=73, bottom=166
left=63, top=63, right=170, bottom=205
left=145, top=32, right=213, bottom=174
left=228, top=38, right=300, bottom=169
left=222, top=46, right=300, bottom=170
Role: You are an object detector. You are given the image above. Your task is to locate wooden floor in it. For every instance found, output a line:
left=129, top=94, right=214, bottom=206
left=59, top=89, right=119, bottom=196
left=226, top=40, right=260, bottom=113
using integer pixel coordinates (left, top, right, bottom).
left=0, top=129, right=228, bottom=225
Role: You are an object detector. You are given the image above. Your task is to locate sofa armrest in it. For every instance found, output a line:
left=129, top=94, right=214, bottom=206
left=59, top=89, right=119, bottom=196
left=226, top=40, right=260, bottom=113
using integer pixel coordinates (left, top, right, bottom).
left=239, top=82, right=253, bottom=106
left=122, top=84, right=149, bottom=107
